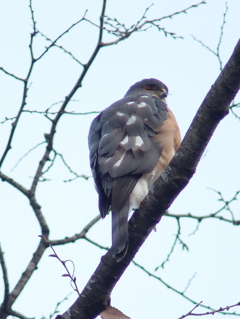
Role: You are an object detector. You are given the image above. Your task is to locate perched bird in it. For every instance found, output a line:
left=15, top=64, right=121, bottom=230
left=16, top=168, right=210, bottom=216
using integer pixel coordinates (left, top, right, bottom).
left=88, top=78, right=181, bottom=261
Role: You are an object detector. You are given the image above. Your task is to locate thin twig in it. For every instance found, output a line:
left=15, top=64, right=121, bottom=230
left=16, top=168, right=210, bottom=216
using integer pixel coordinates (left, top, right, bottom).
left=48, top=293, right=73, bottom=319
left=155, top=218, right=188, bottom=271
left=41, top=236, right=80, bottom=296
left=0, top=116, right=17, bottom=124
left=35, top=11, right=88, bottom=62
left=52, top=150, right=90, bottom=182
left=0, top=67, right=25, bottom=82
left=132, top=260, right=239, bottom=316
left=182, top=273, right=197, bottom=294
left=51, top=214, right=101, bottom=246
left=166, top=189, right=240, bottom=226
left=178, top=301, right=240, bottom=318
left=11, top=141, right=46, bottom=171
left=23, top=109, right=99, bottom=116
left=230, top=101, right=240, bottom=120
left=192, top=3, right=228, bottom=71
left=101, top=0, right=206, bottom=46
left=0, top=172, right=29, bottom=196
left=38, top=30, right=84, bottom=66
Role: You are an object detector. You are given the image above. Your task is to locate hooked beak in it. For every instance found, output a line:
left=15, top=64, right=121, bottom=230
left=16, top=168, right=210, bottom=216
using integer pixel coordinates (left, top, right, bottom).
left=160, top=88, right=168, bottom=99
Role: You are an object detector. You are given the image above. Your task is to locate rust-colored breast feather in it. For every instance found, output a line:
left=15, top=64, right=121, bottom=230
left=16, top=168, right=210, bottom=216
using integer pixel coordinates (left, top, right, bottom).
left=153, top=106, right=181, bottom=179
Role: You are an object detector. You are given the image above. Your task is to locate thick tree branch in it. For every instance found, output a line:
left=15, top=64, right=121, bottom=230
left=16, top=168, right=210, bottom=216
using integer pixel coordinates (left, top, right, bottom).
left=57, top=39, right=240, bottom=319
left=7, top=239, right=47, bottom=308
left=0, top=239, right=48, bottom=319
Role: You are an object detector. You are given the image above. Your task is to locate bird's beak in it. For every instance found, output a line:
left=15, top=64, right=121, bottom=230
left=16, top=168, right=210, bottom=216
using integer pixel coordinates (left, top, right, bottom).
left=160, top=88, right=168, bottom=99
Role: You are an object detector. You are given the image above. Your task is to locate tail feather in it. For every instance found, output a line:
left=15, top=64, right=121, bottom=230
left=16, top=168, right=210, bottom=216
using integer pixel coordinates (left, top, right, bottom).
left=111, top=201, right=129, bottom=261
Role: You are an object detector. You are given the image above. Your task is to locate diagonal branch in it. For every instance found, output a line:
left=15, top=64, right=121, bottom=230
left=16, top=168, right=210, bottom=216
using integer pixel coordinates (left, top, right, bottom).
left=0, top=67, right=25, bottom=82
left=38, top=30, right=84, bottom=66
left=132, top=261, right=237, bottom=316
left=3, top=239, right=48, bottom=313
left=35, top=11, right=88, bottom=62
left=50, top=214, right=101, bottom=246
left=0, top=172, right=29, bottom=196
left=57, top=39, right=240, bottom=319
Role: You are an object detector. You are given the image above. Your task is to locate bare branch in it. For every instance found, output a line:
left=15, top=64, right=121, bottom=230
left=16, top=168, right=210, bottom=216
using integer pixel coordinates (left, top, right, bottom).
left=7, top=309, right=30, bottom=319
left=133, top=262, right=239, bottom=316
left=0, top=238, right=48, bottom=316
left=166, top=213, right=240, bottom=226
left=0, top=79, right=29, bottom=168
left=48, top=293, right=73, bottom=319
left=84, top=237, right=109, bottom=251
left=51, top=214, right=101, bottom=246
left=11, top=141, right=46, bottom=171
left=53, top=150, right=90, bottom=182
left=182, top=273, right=197, bottom=294
left=29, top=0, right=37, bottom=34
left=101, top=1, right=206, bottom=46
left=0, top=244, right=9, bottom=313
left=155, top=218, right=183, bottom=270
left=35, top=11, right=88, bottom=62
left=166, top=189, right=240, bottom=226
left=41, top=236, right=80, bottom=296
left=133, top=261, right=217, bottom=313
left=160, top=1, right=206, bottom=20
left=0, top=116, right=17, bottom=124
left=24, top=110, right=99, bottom=116
left=0, top=67, right=25, bottom=82
left=38, top=31, right=84, bottom=66
left=178, top=301, right=240, bottom=318
left=230, top=101, right=240, bottom=119
left=192, top=3, right=228, bottom=71
left=0, top=172, right=29, bottom=196
left=216, top=3, right=228, bottom=70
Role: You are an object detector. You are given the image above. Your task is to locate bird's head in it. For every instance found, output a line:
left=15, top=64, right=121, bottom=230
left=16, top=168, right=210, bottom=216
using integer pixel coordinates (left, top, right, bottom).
left=125, top=78, right=168, bottom=101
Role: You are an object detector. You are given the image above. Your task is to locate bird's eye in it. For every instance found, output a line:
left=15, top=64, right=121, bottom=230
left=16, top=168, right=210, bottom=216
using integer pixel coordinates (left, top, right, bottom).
left=144, top=85, right=153, bottom=91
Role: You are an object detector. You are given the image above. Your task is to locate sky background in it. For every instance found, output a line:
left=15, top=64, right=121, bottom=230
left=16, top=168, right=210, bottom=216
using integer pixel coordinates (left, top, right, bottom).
left=0, top=0, right=240, bottom=318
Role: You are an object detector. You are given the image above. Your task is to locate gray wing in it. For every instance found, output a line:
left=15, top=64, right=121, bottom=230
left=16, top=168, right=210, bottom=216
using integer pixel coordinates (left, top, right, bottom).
left=88, top=93, right=168, bottom=218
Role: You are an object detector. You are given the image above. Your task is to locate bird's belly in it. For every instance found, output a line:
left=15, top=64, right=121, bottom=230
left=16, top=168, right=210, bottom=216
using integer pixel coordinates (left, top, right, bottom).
left=129, top=169, right=158, bottom=211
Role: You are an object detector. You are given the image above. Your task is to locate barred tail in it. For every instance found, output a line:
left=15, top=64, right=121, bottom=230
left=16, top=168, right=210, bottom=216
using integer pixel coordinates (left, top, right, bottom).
left=111, top=201, right=129, bottom=262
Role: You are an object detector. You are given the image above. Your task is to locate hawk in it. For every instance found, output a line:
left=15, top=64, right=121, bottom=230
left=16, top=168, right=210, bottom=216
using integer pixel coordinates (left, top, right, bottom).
left=88, top=78, right=181, bottom=261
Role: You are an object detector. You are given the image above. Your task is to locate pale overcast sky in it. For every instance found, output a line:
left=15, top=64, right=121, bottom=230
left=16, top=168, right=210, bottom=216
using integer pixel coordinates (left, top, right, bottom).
left=0, top=0, right=240, bottom=318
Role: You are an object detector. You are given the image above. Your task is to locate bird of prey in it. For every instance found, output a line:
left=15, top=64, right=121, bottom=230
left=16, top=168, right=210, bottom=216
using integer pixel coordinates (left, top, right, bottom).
left=88, top=78, right=181, bottom=261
